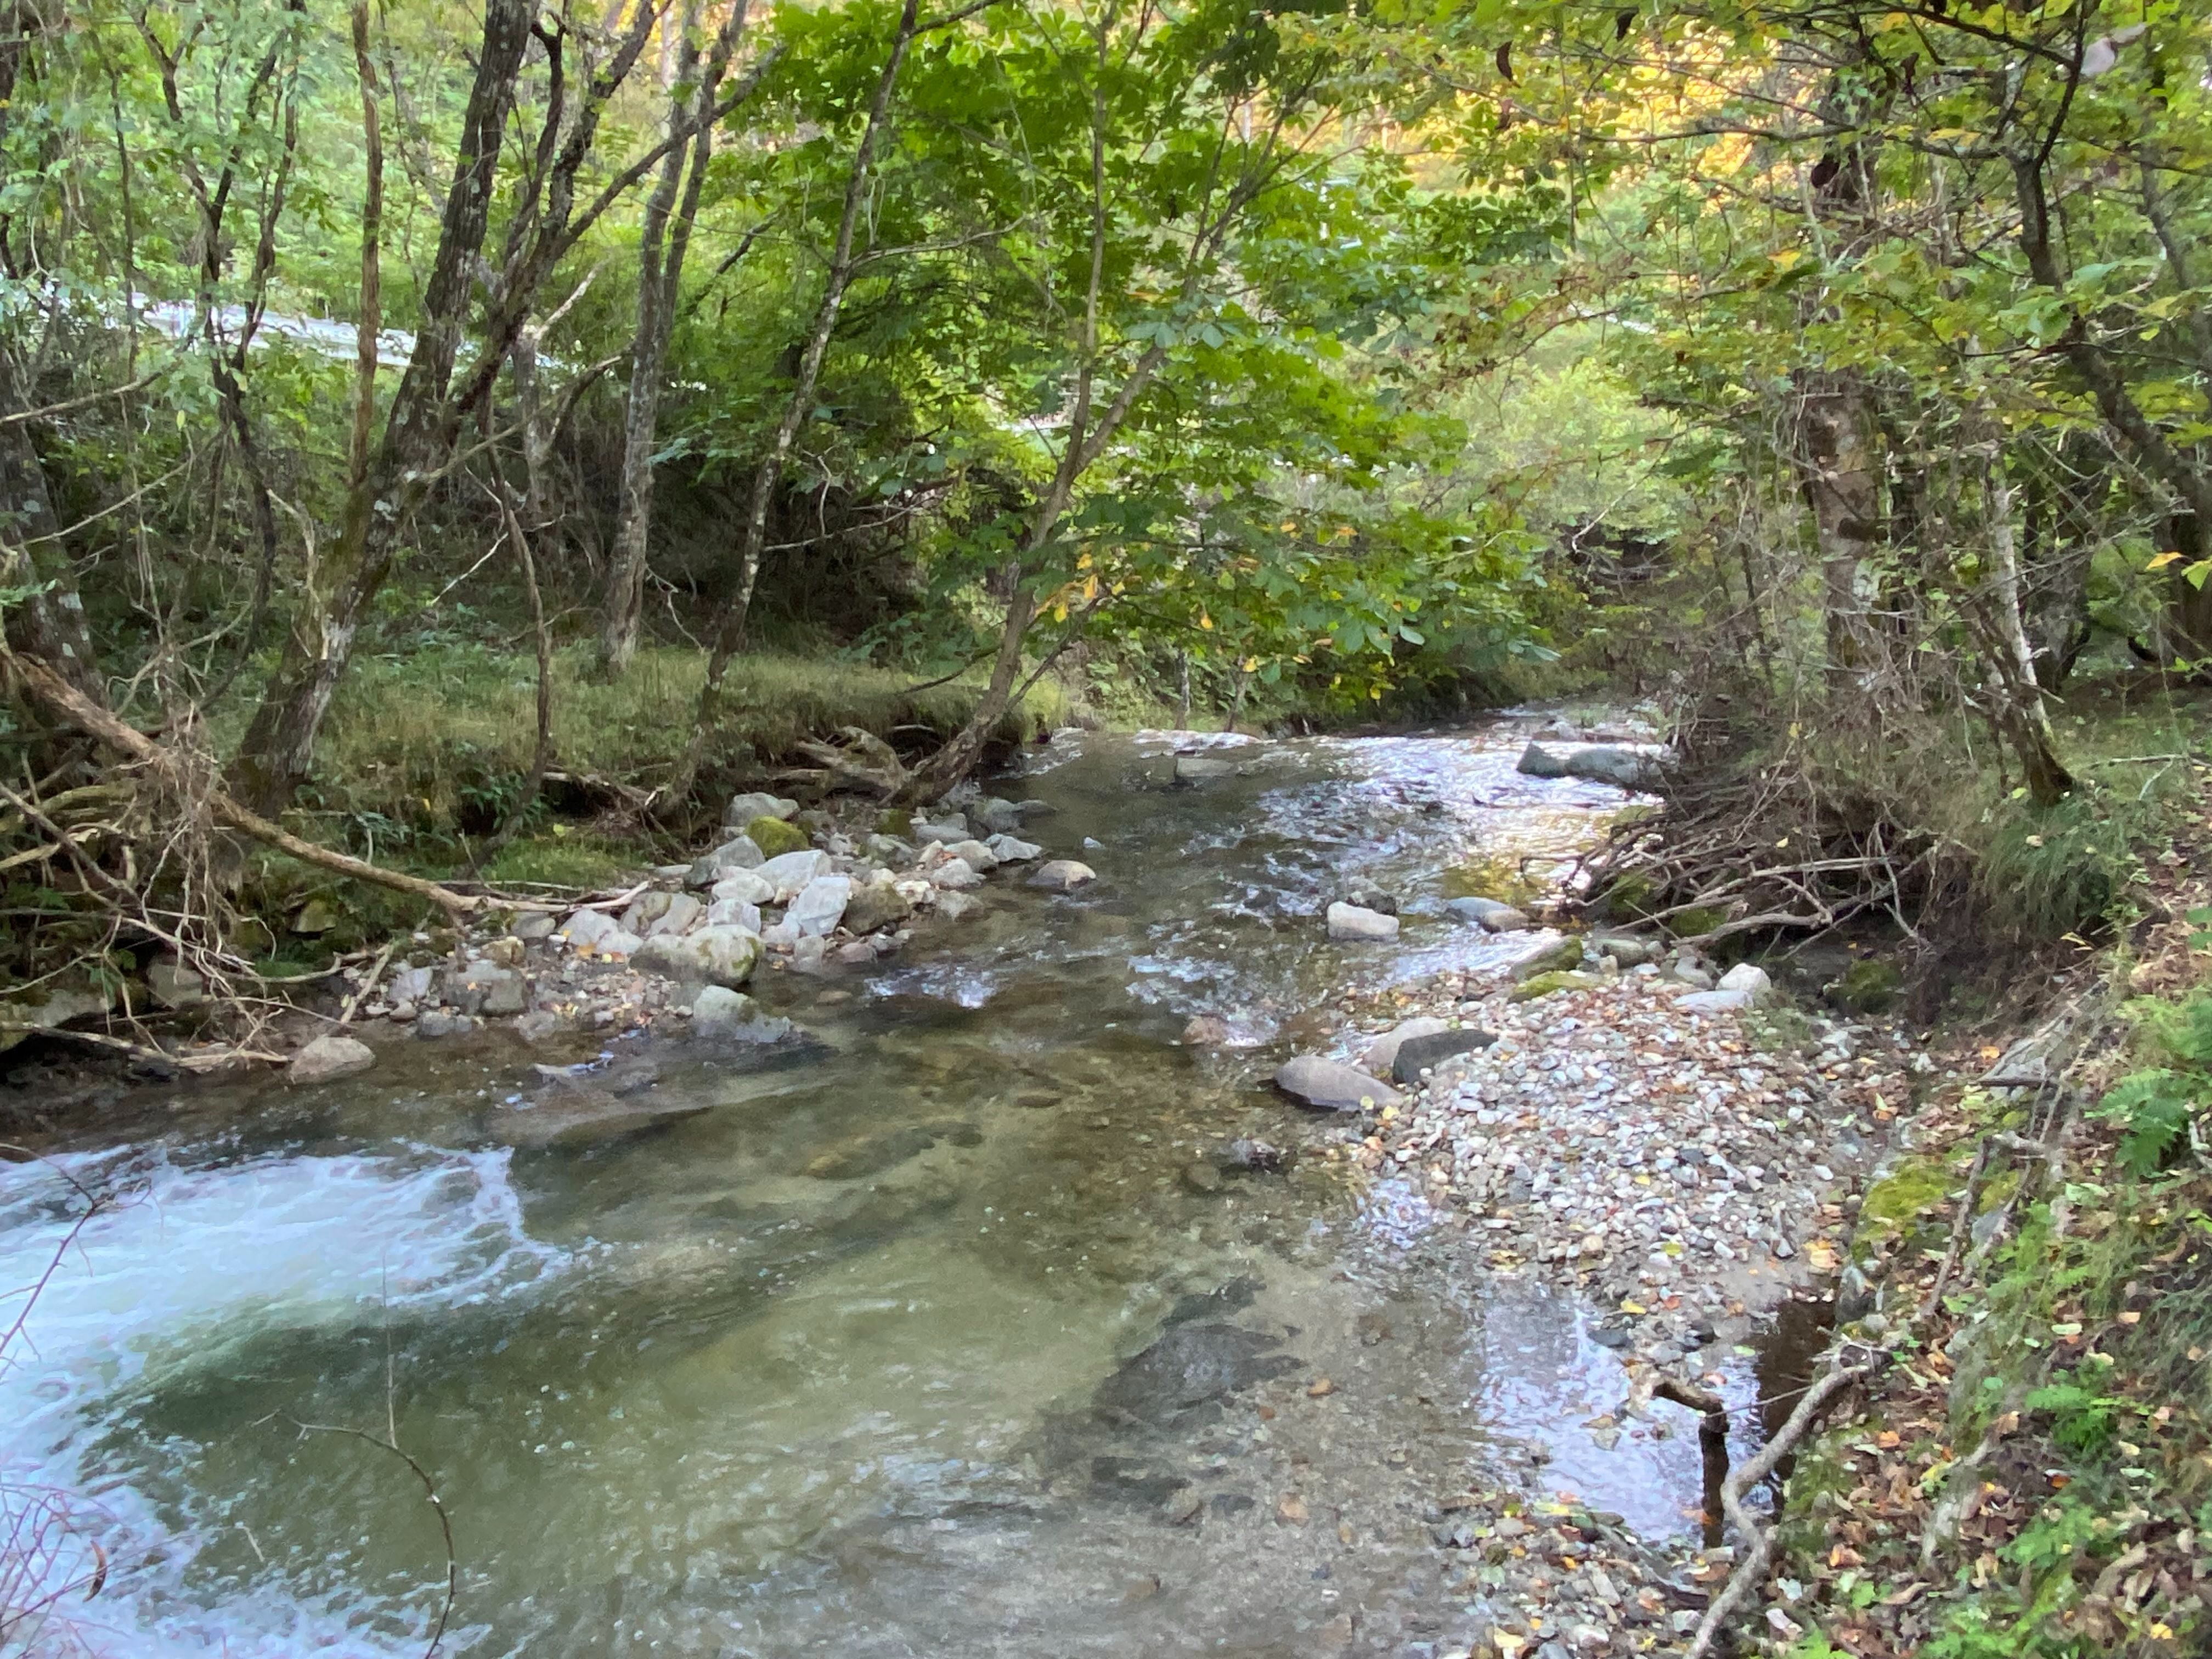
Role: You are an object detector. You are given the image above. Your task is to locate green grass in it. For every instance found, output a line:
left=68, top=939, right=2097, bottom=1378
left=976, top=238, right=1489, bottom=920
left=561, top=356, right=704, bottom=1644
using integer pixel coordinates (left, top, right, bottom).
left=299, top=643, right=1071, bottom=833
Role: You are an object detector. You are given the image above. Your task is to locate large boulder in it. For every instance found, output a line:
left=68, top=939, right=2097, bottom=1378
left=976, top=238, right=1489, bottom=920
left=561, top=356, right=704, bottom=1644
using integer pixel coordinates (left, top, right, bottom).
left=786, top=875, right=853, bottom=938
left=290, top=1034, right=376, bottom=1084
left=746, top=815, right=811, bottom=858
left=929, top=857, right=984, bottom=890
left=710, top=869, right=776, bottom=907
left=1273, top=1056, right=1402, bottom=1112
left=703, top=895, right=762, bottom=932
left=724, top=791, right=798, bottom=828
left=758, top=849, right=834, bottom=901
left=634, top=924, right=762, bottom=988
left=687, top=835, right=765, bottom=887
left=1516, top=741, right=1664, bottom=791
left=646, top=893, right=703, bottom=938
left=1718, top=962, right=1773, bottom=1003
left=1173, top=754, right=1236, bottom=783
left=557, top=907, right=619, bottom=949
left=1391, top=1027, right=1498, bottom=1084
left=1029, top=859, right=1096, bottom=892
left=1361, top=1018, right=1448, bottom=1077
left=1326, top=902, right=1399, bottom=942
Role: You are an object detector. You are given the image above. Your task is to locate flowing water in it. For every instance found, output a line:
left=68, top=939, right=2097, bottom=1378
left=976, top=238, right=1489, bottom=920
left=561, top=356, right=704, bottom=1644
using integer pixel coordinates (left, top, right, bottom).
left=0, top=727, right=1788, bottom=1658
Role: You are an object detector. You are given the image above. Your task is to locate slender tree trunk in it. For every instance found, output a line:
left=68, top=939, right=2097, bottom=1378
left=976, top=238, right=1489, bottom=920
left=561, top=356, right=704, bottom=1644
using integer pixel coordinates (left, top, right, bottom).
left=600, top=0, right=748, bottom=674
left=664, top=0, right=922, bottom=806
left=1970, top=419, right=2074, bottom=805
left=1798, top=369, right=1885, bottom=684
left=228, top=0, right=533, bottom=817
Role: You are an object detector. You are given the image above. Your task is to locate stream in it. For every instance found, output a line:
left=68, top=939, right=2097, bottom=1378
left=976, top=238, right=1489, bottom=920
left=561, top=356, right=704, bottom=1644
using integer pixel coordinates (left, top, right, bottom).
left=0, top=725, right=1805, bottom=1658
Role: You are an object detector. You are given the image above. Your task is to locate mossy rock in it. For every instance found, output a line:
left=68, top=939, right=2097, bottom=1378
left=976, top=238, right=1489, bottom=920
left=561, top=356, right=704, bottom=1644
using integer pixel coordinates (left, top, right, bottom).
left=1509, top=970, right=1599, bottom=1003
left=1440, top=855, right=1543, bottom=907
left=1508, top=936, right=1586, bottom=981
left=1663, top=905, right=1728, bottom=939
left=1858, top=1158, right=1951, bottom=1238
left=878, top=807, right=913, bottom=839
left=1829, top=957, right=1904, bottom=1014
left=746, top=815, right=811, bottom=858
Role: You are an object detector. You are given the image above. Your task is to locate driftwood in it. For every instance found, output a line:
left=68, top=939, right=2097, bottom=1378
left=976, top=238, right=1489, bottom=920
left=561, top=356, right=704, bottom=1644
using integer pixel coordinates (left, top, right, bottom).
left=8, top=653, right=559, bottom=917
left=793, top=725, right=909, bottom=797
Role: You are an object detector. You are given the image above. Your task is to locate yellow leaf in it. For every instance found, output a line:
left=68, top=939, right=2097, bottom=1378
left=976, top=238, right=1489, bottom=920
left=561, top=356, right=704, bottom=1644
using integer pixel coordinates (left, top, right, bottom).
left=2148, top=550, right=2184, bottom=569
left=1198, top=612, right=1213, bottom=631
left=1240, top=656, right=1259, bottom=672
left=1619, top=1299, right=1646, bottom=1316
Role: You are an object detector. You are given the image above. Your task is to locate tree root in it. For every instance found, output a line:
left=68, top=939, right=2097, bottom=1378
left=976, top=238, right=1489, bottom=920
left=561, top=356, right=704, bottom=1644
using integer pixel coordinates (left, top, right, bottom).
left=1684, top=1347, right=1877, bottom=1659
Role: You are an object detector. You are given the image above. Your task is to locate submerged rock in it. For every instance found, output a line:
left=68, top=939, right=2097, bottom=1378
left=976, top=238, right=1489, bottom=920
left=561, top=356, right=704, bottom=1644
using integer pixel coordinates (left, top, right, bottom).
left=689, top=985, right=790, bottom=1042
left=1030, top=859, right=1096, bottom=891
left=1173, top=754, right=1236, bottom=783
left=1516, top=740, right=1664, bottom=791
left=804, top=1119, right=982, bottom=1180
left=490, top=1088, right=710, bottom=1150
left=1092, top=1321, right=1300, bottom=1426
left=1274, top=1055, right=1402, bottom=1111
left=1446, top=895, right=1532, bottom=932
left=1326, top=902, right=1399, bottom=942
left=289, top=1034, right=376, bottom=1083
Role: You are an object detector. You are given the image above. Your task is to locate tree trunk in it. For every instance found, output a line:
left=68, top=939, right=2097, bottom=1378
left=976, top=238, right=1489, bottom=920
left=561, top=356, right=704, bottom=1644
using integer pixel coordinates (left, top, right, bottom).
left=665, top=0, right=921, bottom=806
left=0, top=400, right=105, bottom=708
left=1798, top=369, right=1886, bottom=685
left=599, top=0, right=747, bottom=674
left=1971, top=424, right=2074, bottom=806
left=228, top=0, right=533, bottom=817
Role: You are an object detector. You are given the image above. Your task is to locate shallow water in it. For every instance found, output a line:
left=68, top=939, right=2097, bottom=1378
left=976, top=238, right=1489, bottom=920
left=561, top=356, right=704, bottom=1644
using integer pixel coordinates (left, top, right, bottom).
left=0, top=726, right=1772, bottom=1658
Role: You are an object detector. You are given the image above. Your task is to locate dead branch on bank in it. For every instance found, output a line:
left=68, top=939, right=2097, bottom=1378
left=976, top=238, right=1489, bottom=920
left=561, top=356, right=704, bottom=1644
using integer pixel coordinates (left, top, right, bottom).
left=7, top=652, right=560, bottom=918
left=1684, top=1347, right=1877, bottom=1659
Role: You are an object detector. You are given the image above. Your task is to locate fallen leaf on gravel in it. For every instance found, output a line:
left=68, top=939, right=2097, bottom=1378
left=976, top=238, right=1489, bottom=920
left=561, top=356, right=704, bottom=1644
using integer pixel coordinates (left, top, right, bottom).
left=1277, top=1493, right=1308, bottom=1525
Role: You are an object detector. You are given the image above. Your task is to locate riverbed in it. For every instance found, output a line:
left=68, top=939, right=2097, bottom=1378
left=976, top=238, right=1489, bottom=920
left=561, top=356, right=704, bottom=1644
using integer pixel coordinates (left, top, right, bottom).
left=0, top=725, right=1833, bottom=1658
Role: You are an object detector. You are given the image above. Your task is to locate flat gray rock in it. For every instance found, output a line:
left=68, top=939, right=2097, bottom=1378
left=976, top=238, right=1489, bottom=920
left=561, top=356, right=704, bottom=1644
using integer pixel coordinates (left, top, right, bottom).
left=1273, top=1055, right=1402, bottom=1112
left=290, top=1034, right=376, bottom=1084
left=1516, top=740, right=1664, bottom=791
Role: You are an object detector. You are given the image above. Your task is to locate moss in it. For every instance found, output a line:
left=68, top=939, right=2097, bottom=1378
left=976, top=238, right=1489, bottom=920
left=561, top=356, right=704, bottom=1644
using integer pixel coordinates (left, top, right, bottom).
left=1590, top=870, right=1659, bottom=920
left=474, top=833, right=639, bottom=889
left=1859, top=1157, right=1952, bottom=1237
left=1509, top=969, right=1600, bottom=1002
left=1830, top=956, right=1905, bottom=1014
left=747, top=815, right=810, bottom=857
left=878, top=808, right=913, bottom=839
left=1664, top=905, right=1728, bottom=939
left=1441, top=854, right=1545, bottom=907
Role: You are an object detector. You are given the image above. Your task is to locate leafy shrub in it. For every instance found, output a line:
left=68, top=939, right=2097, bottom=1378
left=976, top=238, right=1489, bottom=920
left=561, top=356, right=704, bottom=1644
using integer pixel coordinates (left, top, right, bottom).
left=2095, top=994, right=2212, bottom=1178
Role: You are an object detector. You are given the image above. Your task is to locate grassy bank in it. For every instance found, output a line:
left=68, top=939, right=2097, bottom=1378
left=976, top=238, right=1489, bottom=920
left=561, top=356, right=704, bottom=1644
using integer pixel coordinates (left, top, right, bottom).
left=285, top=644, right=1071, bottom=845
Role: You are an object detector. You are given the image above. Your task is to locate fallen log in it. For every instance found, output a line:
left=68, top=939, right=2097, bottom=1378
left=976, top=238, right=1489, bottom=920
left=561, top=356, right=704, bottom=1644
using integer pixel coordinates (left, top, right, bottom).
left=7, top=654, right=558, bottom=918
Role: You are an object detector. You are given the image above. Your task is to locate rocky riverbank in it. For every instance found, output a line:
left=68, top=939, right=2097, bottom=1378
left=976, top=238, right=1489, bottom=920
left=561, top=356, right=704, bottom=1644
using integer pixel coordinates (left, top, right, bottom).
left=1223, top=917, right=1932, bottom=1656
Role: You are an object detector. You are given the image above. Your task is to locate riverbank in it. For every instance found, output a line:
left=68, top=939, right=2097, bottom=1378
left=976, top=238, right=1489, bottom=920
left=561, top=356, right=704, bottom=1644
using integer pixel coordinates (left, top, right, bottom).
left=0, top=715, right=2120, bottom=1658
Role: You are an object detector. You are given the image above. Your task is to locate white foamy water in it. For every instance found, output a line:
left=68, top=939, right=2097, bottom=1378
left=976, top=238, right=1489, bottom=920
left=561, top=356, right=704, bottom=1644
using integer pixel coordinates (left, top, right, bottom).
left=0, top=1145, right=558, bottom=1657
